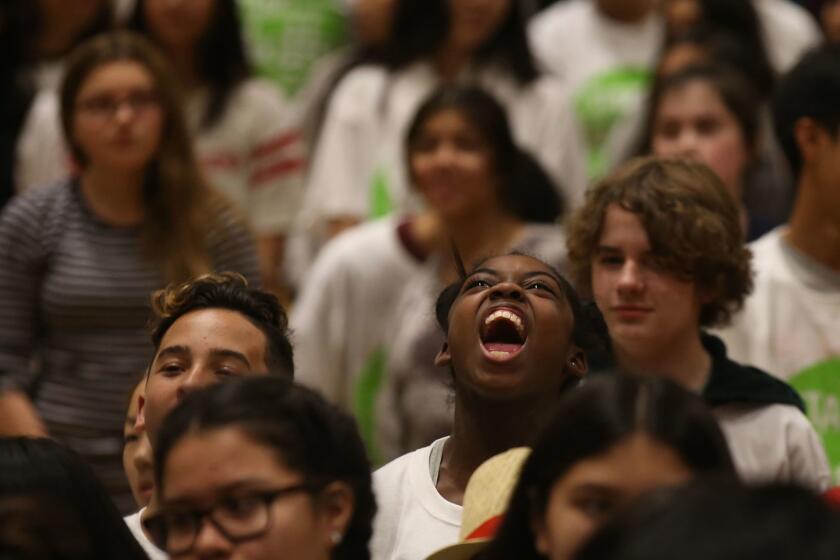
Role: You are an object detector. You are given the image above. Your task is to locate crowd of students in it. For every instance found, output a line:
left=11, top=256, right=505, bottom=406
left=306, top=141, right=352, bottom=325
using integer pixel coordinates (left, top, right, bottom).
left=2, top=0, right=840, bottom=559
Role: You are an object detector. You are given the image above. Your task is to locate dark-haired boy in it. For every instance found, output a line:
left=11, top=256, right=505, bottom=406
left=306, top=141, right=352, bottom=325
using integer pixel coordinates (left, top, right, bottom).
left=718, top=45, right=840, bottom=481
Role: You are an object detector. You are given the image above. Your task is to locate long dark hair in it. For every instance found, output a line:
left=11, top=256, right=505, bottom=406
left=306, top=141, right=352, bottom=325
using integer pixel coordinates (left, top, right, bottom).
left=0, top=438, right=149, bottom=560
left=479, top=375, right=736, bottom=560
left=154, top=377, right=376, bottom=560
left=381, top=0, right=538, bottom=84
left=129, top=0, right=251, bottom=129
left=406, top=86, right=562, bottom=223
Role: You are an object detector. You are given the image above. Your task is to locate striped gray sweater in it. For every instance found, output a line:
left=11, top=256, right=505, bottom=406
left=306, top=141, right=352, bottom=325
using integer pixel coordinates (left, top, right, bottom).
left=0, top=181, right=261, bottom=511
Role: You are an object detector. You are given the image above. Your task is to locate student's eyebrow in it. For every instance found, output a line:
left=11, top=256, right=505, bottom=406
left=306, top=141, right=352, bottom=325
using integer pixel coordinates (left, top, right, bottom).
left=594, top=245, right=621, bottom=253
left=464, top=267, right=498, bottom=280
left=154, top=345, right=190, bottom=362
left=207, top=348, right=252, bottom=368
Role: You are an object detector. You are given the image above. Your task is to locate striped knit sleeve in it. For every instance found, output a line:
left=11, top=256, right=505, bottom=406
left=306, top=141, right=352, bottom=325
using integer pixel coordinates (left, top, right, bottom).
left=207, top=201, right=262, bottom=288
left=0, top=192, right=49, bottom=392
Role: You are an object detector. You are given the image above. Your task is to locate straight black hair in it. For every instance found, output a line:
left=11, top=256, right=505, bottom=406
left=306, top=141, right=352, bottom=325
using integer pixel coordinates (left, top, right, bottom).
left=479, top=375, right=737, bottom=560
left=129, top=0, right=251, bottom=129
left=406, top=85, right=563, bottom=223
left=381, top=0, right=539, bottom=84
left=154, top=377, right=375, bottom=560
left=0, top=438, right=149, bottom=560
left=772, top=45, right=840, bottom=179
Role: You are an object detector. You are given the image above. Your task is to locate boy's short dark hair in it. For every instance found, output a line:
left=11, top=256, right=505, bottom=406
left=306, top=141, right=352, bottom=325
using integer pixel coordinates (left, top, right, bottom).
left=773, top=45, right=840, bottom=179
left=149, top=272, right=294, bottom=376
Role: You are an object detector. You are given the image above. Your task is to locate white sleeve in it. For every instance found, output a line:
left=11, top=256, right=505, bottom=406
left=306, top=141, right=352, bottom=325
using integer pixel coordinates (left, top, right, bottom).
left=241, top=81, right=306, bottom=234
left=290, top=238, right=353, bottom=406
left=15, top=90, right=70, bottom=192
left=785, top=409, right=833, bottom=492
left=300, top=67, right=387, bottom=229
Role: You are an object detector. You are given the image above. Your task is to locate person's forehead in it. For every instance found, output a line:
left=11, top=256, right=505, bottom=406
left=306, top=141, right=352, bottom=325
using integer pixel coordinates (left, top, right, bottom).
left=478, top=254, right=555, bottom=275
left=158, top=308, right=267, bottom=351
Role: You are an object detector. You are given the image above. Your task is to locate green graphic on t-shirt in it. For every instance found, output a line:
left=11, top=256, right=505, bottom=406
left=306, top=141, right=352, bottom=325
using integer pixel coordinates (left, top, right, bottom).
left=354, top=347, right=386, bottom=467
left=790, top=358, right=840, bottom=482
left=574, top=67, right=652, bottom=180
left=369, top=168, right=394, bottom=219
left=238, top=0, right=347, bottom=95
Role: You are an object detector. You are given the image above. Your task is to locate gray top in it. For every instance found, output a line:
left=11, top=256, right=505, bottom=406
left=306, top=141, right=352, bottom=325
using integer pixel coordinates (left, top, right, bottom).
left=0, top=181, right=260, bottom=511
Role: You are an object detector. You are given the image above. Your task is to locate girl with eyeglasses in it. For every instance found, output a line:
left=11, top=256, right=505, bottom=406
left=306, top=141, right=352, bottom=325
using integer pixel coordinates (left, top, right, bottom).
left=145, top=376, right=376, bottom=560
left=0, top=31, right=259, bottom=510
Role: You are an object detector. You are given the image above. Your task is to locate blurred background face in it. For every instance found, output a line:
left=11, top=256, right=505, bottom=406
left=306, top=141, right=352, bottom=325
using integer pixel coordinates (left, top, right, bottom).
left=663, top=0, right=700, bottom=34
left=447, top=0, right=511, bottom=54
left=410, top=108, right=499, bottom=221
left=161, top=427, right=335, bottom=560
left=533, top=433, right=693, bottom=560
left=143, top=0, right=216, bottom=52
left=71, top=60, right=164, bottom=172
left=352, top=0, right=397, bottom=46
left=822, top=0, right=840, bottom=44
left=651, top=81, right=749, bottom=197
left=123, top=381, right=155, bottom=508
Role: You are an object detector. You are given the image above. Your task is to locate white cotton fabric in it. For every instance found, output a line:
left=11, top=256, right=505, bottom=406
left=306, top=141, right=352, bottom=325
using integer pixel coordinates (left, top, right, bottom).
left=371, top=438, right=461, bottom=560
left=715, top=402, right=832, bottom=491
left=716, top=227, right=840, bottom=381
left=124, top=509, right=168, bottom=560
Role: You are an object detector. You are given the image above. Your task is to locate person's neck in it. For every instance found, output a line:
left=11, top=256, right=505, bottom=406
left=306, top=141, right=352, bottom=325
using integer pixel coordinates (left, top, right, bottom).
left=166, top=45, right=202, bottom=90
left=443, top=208, right=523, bottom=274
left=37, top=23, right=79, bottom=59
left=434, top=43, right=471, bottom=82
left=80, top=166, right=146, bottom=226
left=440, top=390, right=555, bottom=504
left=786, top=179, right=840, bottom=272
left=613, top=331, right=711, bottom=392
left=596, top=3, right=651, bottom=25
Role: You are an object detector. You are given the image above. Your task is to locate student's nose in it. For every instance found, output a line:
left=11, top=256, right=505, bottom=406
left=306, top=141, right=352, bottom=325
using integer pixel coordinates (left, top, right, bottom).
left=616, top=261, right=644, bottom=295
left=175, top=367, right=214, bottom=402
left=133, top=432, right=153, bottom=473
left=192, top=518, right=233, bottom=559
left=488, top=281, right=525, bottom=301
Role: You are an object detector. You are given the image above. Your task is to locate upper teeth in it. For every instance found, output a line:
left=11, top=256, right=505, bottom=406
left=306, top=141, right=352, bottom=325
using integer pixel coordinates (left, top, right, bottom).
left=484, top=309, right=525, bottom=337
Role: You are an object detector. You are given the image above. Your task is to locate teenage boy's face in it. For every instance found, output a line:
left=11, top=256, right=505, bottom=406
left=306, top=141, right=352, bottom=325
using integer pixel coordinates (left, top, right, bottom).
left=591, top=205, right=703, bottom=353
left=141, top=309, right=270, bottom=445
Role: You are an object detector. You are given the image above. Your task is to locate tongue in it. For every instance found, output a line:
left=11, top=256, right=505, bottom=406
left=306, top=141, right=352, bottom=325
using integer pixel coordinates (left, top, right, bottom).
left=484, top=342, right=522, bottom=353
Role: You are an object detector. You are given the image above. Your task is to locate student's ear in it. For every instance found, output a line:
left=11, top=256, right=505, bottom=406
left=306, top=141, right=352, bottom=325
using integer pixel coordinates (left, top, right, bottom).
left=794, top=117, right=824, bottom=166
left=317, top=481, right=355, bottom=550
left=532, top=510, right=551, bottom=556
left=434, top=342, right=451, bottom=367
left=135, top=394, right=146, bottom=432
left=564, top=347, right=587, bottom=379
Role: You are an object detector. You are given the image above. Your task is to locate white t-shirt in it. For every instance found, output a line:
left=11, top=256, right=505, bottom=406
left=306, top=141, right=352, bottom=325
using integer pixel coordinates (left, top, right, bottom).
left=371, top=438, right=461, bottom=560
left=528, top=0, right=664, bottom=178
left=124, top=508, right=168, bottom=560
left=715, top=403, right=831, bottom=490
left=753, top=0, right=822, bottom=73
left=186, top=78, right=305, bottom=235
left=716, top=227, right=840, bottom=481
left=299, top=62, right=587, bottom=234
left=290, top=216, right=423, bottom=462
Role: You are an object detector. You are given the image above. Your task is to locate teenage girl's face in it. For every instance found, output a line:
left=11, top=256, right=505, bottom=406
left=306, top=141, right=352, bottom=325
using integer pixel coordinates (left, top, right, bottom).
left=410, top=108, right=499, bottom=221
left=123, top=381, right=155, bottom=508
left=652, top=81, right=750, bottom=198
left=533, top=433, right=693, bottom=560
left=436, top=254, right=586, bottom=400
left=143, top=0, right=216, bottom=53
left=447, top=0, right=511, bottom=54
left=160, top=427, right=351, bottom=560
left=72, top=61, right=164, bottom=172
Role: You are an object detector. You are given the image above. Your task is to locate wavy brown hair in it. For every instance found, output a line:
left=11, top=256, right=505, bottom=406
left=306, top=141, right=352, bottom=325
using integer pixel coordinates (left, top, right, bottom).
left=59, top=31, right=236, bottom=283
left=566, top=157, right=752, bottom=328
